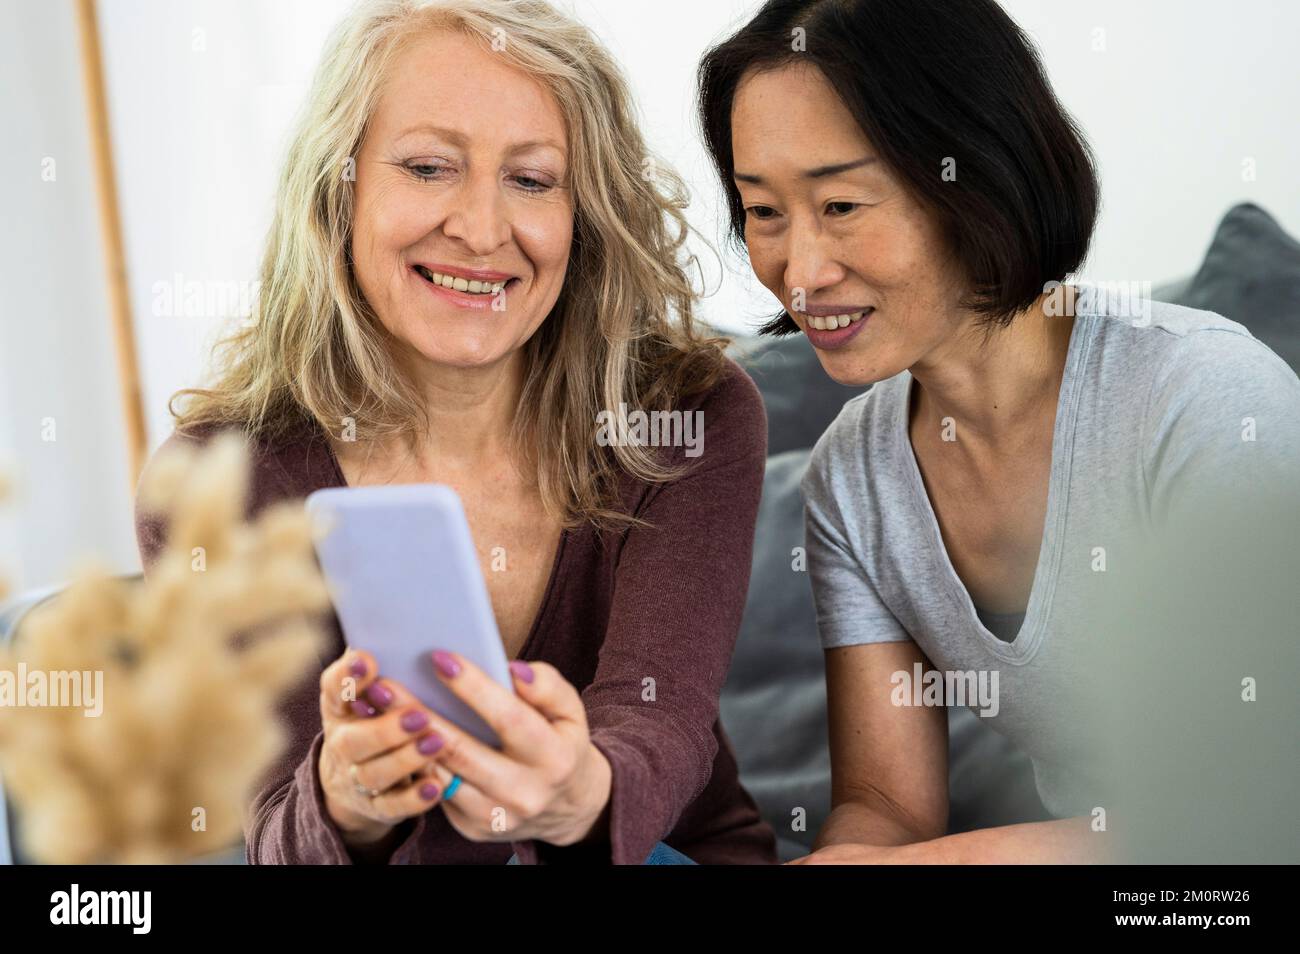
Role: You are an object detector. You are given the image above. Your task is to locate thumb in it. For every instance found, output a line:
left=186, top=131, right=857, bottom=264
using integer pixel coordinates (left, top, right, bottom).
left=507, top=659, right=585, bottom=726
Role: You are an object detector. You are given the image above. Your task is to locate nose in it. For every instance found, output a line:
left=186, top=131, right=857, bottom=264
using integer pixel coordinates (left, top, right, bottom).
left=782, top=217, right=845, bottom=306
left=441, top=172, right=512, bottom=256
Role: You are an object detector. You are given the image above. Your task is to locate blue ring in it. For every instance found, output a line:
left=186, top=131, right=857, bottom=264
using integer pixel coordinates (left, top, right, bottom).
left=443, top=774, right=463, bottom=801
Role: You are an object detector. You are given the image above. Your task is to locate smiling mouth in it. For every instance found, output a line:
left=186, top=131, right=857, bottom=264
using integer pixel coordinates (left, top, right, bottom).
left=413, top=265, right=516, bottom=296
left=797, top=308, right=873, bottom=330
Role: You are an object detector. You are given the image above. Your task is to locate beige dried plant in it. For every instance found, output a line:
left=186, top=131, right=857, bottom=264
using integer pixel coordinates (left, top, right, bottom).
left=0, top=433, right=329, bottom=863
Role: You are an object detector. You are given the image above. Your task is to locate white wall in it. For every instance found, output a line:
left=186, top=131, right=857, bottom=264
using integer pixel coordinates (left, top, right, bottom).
left=999, top=0, right=1300, bottom=287
left=1, top=0, right=1297, bottom=593
left=0, top=0, right=139, bottom=593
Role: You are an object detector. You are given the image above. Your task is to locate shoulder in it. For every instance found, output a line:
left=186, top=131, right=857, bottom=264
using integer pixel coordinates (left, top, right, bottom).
left=1090, top=297, right=1295, bottom=384
left=1076, top=298, right=1299, bottom=438
left=805, top=374, right=905, bottom=490
left=669, top=355, right=768, bottom=465
left=1157, top=312, right=1296, bottom=387
left=135, top=414, right=333, bottom=523
left=694, top=354, right=766, bottom=431
left=1125, top=302, right=1300, bottom=412
left=134, top=414, right=336, bottom=573
left=1090, top=300, right=1300, bottom=480
left=134, top=421, right=238, bottom=505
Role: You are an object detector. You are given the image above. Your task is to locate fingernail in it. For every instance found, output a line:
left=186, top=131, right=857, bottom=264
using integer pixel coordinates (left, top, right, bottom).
left=349, top=699, right=377, bottom=718
left=417, top=733, right=444, bottom=755
left=349, top=658, right=367, bottom=678
left=431, top=650, right=461, bottom=679
left=400, top=710, right=428, bottom=733
left=420, top=783, right=440, bottom=801
left=365, top=682, right=394, bottom=708
left=509, top=660, right=535, bottom=684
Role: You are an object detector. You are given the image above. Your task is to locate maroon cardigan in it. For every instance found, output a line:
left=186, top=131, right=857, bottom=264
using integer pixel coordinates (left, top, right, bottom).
left=135, top=358, right=778, bottom=865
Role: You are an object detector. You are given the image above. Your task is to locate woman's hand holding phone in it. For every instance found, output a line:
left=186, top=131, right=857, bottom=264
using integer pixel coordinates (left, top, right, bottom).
left=316, top=647, right=613, bottom=853
left=317, top=649, right=446, bottom=848
left=418, top=649, right=612, bottom=849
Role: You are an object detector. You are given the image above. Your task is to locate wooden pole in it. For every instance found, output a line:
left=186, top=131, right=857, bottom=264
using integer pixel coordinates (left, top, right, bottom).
left=74, top=0, right=148, bottom=484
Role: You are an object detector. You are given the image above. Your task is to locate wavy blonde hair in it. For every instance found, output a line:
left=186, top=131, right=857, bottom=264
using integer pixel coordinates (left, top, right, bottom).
left=171, top=0, right=728, bottom=528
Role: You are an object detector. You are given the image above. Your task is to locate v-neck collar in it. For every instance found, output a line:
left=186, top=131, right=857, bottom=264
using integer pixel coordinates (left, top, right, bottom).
left=893, top=313, right=1096, bottom=666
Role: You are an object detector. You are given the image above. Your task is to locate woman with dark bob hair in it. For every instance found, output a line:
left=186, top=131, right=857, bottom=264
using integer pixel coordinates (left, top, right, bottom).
left=699, top=0, right=1300, bottom=862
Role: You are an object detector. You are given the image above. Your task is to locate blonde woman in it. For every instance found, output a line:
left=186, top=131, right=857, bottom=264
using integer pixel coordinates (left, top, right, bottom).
left=135, top=0, right=777, bottom=865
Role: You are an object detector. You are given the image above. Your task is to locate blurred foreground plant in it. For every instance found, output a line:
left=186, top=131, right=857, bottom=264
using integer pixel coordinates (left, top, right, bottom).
left=0, top=433, right=328, bottom=863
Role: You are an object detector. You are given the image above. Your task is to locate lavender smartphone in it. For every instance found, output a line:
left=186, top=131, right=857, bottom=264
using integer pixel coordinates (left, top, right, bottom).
left=305, top=484, right=511, bottom=747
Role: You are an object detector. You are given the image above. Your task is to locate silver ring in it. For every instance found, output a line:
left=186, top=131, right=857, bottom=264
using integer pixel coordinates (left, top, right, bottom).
left=349, top=763, right=379, bottom=798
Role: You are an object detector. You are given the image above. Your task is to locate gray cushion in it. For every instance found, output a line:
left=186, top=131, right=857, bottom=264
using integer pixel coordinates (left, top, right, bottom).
left=720, top=450, right=832, bottom=860
left=1157, top=202, right=1300, bottom=373
left=730, top=334, right=866, bottom=456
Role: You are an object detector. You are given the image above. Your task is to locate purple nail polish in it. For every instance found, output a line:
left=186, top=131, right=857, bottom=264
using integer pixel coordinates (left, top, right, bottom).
left=509, top=660, right=535, bottom=684
left=400, top=710, right=428, bottom=733
left=432, top=650, right=461, bottom=679
left=417, top=732, right=444, bottom=755
left=420, top=783, right=440, bottom=801
left=349, top=699, right=377, bottom=718
left=365, top=683, right=394, bottom=708
left=350, top=658, right=367, bottom=678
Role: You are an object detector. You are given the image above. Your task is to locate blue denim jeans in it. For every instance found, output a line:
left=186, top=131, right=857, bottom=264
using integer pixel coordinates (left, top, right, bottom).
left=506, top=841, right=697, bottom=865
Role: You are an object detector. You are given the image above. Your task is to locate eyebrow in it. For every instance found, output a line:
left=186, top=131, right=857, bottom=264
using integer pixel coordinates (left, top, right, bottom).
left=394, top=123, right=566, bottom=157
left=734, top=156, right=877, bottom=185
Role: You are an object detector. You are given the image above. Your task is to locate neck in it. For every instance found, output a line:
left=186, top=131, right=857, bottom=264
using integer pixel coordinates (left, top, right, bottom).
left=909, top=293, right=1075, bottom=449
left=373, top=344, right=527, bottom=475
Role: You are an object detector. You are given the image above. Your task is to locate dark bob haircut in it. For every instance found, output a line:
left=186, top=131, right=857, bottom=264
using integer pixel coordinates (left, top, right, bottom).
left=698, top=0, right=1100, bottom=334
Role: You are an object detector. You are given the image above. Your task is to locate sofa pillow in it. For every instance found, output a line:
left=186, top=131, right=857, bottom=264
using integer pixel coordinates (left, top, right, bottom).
left=1159, top=202, right=1300, bottom=373
left=729, top=334, right=867, bottom=456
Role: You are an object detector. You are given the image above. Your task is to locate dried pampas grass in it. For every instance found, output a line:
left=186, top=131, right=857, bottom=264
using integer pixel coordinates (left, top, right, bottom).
left=0, top=433, right=329, bottom=863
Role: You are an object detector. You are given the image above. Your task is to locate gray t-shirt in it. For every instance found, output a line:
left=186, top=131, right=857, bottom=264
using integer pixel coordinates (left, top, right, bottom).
left=803, top=298, right=1300, bottom=818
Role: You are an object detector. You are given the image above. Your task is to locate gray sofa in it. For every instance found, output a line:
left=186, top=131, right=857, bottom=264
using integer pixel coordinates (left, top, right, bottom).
left=3, top=202, right=1296, bottom=864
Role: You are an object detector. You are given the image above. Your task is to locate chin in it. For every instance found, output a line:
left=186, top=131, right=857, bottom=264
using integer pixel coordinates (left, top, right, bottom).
left=408, top=324, right=513, bottom=369
left=815, top=351, right=893, bottom=388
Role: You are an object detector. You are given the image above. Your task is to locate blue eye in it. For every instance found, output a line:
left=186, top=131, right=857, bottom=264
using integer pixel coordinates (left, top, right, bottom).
left=406, top=162, right=449, bottom=181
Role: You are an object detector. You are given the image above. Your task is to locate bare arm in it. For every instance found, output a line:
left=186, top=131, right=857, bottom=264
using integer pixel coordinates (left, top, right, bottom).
left=814, top=641, right=949, bottom=848
left=809, top=641, right=1106, bottom=864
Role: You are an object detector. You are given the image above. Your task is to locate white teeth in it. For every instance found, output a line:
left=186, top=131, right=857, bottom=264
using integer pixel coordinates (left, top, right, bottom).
left=803, top=311, right=867, bottom=331
left=419, top=268, right=509, bottom=295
